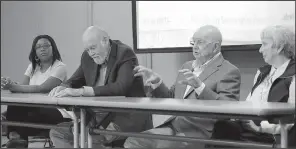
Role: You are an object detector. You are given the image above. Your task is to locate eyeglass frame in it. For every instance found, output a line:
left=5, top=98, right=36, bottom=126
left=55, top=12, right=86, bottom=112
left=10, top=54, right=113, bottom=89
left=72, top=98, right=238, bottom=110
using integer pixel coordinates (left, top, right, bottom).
left=35, top=44, right=52, bottom=50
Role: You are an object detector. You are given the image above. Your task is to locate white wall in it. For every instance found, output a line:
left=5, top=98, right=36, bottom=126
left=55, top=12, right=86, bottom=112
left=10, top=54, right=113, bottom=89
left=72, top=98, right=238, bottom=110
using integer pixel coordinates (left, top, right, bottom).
left=92, top=1, right=151, bottom=68
left=1, top=1, right=90, bottom=81
left=1, top=1, right=44, bottom=112
left=1, top=1, right=44, bottom=83
left=40, top=1, right=91, bottom=76
left=93, top=1, right=133, bottom=48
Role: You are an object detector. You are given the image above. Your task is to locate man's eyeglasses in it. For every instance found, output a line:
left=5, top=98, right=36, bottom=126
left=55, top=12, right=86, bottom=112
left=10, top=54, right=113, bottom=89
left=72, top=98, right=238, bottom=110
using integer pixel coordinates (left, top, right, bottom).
left=190, top=39, right=210, bottom=47
left=35, top=44, right=51, bottom=50
left=84, top=45, right=98, bottom=53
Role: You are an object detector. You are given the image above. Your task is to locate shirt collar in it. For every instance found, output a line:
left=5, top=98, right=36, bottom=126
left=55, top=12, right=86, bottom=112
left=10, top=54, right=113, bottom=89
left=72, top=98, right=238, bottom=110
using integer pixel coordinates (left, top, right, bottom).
left=271, top=59, right=291, bottom=78
left=102, top=42, right=112, bottom=66
left=192, top=52, right=221, bottom=70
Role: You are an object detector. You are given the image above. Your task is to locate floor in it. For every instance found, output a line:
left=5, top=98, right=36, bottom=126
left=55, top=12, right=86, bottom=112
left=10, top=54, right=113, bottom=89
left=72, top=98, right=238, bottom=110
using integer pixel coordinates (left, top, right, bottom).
left=1, top=135, right=51, bottom=148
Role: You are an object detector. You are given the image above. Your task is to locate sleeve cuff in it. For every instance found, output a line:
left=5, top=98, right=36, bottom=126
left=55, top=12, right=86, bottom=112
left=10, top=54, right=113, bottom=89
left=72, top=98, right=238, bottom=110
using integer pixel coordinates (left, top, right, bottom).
left=150, top=79, right=163, bottom=90
left=260, top=120, right=278, bottom=134
left=194, top=82, right=205, bottom=95
left=82, top=86, right=95, bottom=96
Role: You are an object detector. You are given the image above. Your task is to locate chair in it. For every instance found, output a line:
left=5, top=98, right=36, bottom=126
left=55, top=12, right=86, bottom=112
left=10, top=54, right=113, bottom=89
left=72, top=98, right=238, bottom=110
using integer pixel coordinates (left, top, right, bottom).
left=28, top=131, right=54, bottom=148
left=28, top=136, right=54, bottom=148
left=87, top=112, right=123, bottom=147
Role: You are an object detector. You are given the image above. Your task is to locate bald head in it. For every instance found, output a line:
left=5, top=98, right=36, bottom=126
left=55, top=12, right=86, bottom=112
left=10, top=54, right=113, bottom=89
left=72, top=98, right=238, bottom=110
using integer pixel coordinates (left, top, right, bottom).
left=82, top=26, right=109, bottom=44
left=82, top=26, right=111, bottom=64
left=191, top=25, right=223, bottom=65
left=193, top=25, right=222, bottom=44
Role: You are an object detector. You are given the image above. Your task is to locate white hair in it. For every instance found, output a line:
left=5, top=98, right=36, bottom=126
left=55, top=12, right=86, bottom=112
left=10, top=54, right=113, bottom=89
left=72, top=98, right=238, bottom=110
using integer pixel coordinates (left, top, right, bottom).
left=261, top=25, right=295, bottom=59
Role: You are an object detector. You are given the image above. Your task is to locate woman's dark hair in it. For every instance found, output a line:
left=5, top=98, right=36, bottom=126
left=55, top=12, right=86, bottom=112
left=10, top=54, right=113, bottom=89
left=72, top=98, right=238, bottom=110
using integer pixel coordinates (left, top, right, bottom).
left=28, top=35, right=62, bottom=75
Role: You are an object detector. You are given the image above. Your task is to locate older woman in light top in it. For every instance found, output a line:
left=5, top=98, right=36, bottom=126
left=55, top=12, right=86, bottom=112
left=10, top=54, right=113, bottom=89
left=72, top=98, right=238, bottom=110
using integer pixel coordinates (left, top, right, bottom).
left=1, top=35, right=70, bottom=148
left=243, top=25, right=295, bottom=147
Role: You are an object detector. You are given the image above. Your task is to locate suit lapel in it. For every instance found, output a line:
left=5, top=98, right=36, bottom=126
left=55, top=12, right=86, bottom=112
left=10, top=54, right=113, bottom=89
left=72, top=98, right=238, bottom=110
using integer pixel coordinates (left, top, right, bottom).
left=104, top=40, right=117, bottom=85
left=176, top=62, right=193, bottom=98
left=183, top=54, right=224, bottom=98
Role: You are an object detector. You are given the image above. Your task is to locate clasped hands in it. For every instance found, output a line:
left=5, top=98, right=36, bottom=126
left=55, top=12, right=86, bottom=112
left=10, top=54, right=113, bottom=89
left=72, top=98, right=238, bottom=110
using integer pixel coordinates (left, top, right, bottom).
left=48, top=86, right=83, bottom=97
left=134, top=65, right=202, bottom=88
left=1, top=76, right=16, bottom=90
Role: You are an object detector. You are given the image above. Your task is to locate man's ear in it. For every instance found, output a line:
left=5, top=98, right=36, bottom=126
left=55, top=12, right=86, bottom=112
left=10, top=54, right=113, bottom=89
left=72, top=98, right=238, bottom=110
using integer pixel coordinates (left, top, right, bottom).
left=276, top=44, right=285, bottom=54
left=101, top=37, right=109, bottom=46
left=213, top=42, right=220, bottom=53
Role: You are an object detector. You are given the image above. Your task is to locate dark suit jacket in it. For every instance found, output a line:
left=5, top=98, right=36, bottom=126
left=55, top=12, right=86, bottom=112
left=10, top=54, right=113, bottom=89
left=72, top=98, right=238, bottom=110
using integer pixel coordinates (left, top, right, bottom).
left=152, top=54, right=241, bottom=138
left=63, top=40, right=152, bottom=134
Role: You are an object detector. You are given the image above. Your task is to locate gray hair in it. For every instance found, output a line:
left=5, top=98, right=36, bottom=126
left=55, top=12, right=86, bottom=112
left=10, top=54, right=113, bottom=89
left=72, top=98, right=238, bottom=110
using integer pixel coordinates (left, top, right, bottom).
left=260, top=25, right=295, bottom=59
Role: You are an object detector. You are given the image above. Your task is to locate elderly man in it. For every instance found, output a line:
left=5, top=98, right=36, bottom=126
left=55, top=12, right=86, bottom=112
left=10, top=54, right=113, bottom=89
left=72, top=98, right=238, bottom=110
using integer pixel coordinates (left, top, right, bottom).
left=124, top=25, right=241, bottom=148
left=48, top=26, right=152, bottom=148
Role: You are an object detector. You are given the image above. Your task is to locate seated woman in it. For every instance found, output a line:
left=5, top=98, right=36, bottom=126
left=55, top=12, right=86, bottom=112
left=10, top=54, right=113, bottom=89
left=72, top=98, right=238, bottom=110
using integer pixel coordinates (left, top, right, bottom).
left=1, top=35, right=70, bottom=148
left=244, top=25, right=294, bottom=142
left=211, top=25, right=295, bottom=148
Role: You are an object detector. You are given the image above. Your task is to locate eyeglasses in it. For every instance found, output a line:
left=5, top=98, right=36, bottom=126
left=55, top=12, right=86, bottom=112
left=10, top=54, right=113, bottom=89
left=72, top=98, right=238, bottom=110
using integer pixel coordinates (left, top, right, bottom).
left=84, top=39, right=109, bottom=53
left=35, top=44, right=51, bottom=50
left=190, top=39, right=211, bottom=47
left=85, top=45, right=98, bottom=53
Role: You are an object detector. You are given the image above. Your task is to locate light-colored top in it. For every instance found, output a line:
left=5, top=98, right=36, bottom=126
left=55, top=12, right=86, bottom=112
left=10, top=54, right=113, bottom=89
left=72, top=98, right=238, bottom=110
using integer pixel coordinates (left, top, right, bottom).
left=25, top=60, right=69, bottom=118
left=24, top=60, right=67, bottom=84
left=246, top=59, right=295, bottom=134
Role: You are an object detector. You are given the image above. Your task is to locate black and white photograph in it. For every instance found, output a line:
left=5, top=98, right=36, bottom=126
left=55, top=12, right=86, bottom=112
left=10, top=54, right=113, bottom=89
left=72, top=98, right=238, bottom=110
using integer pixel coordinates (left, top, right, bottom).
left=1, top=1, right=295, bottom=148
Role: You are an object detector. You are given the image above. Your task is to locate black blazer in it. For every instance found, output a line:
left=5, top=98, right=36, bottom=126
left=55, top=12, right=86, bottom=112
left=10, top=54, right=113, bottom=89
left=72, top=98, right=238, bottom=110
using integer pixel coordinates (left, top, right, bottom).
left=63, top=40, right=152, bottom=134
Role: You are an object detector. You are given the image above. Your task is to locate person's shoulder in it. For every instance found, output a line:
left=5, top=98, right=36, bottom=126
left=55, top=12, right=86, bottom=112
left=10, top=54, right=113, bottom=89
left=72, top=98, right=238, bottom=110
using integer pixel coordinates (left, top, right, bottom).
left=113, top=40, right=134, bottom=54
left=220, top=59, right=241, bottom=76
left=27, top=63, right=33, bottom=69
left=52, top=60, right=66, bottom=68
left=113, top=40, right=136, bottom=59
left=221, top=59, right=239, bottom=70
left=24, top=63, right=33, bottom=76
left=113, top=40, right=133, bottom=50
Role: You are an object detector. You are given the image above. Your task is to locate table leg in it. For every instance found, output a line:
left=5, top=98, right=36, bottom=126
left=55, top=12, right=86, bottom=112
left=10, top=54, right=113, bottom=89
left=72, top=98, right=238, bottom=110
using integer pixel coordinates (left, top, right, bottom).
left=88, top=130, right=92, bottom=148
left=80, top=109, right=86, bottom=148
left=280, top=120, right=288, bottom=148
left=72, top=108, right=79, bottom=148
left=0, top=123, right=2, bottom=145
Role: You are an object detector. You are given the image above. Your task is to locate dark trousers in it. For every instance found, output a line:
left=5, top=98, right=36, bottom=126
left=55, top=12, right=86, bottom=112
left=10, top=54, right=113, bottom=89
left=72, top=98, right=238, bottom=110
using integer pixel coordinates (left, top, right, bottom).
left=288, top=125, right=296, bottom=147
left=6, top=105, right=69, bottom=140
left=209, top=120, right=296, bottom=148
